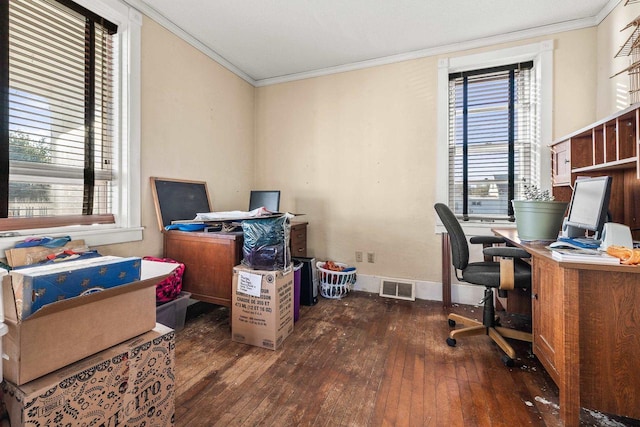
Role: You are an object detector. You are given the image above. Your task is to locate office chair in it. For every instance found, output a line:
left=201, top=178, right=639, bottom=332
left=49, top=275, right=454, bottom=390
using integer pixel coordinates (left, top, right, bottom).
left=434, top=203, right=533, bottom=366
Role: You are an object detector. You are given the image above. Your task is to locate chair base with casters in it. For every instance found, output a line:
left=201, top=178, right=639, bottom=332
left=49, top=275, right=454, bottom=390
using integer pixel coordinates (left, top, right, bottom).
left=434, top=202, right=534, bottom=366
left=446, top=288, right=532, bottom=366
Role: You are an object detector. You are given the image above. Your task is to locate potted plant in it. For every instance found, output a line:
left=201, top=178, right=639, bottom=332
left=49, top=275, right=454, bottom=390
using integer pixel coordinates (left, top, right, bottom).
left=511, top=185, right=568, bottom=241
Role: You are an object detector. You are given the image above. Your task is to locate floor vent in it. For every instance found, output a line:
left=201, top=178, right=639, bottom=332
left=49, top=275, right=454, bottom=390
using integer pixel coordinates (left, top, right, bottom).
left=379, top=279, right=416, bottom=301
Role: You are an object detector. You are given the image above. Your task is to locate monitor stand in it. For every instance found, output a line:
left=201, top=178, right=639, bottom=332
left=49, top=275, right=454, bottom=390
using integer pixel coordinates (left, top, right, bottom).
left=561, top=218, right=584, bottom=238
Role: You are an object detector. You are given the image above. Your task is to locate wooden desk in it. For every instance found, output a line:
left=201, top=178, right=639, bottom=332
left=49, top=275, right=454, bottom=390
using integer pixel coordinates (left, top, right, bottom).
left=493, top=228, right=640, bottom=426
left=163, top=221, right=309, bottom=307
left=164, top=230, right=243, bottom=307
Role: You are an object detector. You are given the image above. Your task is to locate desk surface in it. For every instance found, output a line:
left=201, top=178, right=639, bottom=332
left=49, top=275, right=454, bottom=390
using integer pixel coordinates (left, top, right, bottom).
left=492, top=228, right=640, bottom=273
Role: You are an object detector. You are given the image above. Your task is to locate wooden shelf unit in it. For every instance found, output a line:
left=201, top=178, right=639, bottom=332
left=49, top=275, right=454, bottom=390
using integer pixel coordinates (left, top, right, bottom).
left=551, top=105, right=639, bottom=185
left=550, top=104, right=640, bottom=238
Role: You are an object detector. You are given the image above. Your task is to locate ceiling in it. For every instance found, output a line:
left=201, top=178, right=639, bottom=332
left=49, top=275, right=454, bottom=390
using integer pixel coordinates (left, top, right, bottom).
left=132, top=0, right=618, bottom=85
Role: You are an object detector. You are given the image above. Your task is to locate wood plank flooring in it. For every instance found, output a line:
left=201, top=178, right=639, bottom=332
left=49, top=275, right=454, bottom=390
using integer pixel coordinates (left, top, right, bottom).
left=174, top=291, right=640, bottom=426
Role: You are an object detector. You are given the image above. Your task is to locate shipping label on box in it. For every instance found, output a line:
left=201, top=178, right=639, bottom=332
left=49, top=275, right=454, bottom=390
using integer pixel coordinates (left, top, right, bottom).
left=9, top=256, right=142, bottom=321
left=232, top=266, right=294, bottom=350
left=2, top=324, right=175, bottom=427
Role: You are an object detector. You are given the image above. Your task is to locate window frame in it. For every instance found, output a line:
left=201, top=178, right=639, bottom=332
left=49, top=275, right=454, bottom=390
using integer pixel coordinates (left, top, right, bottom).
left=448, top=61, right=534, bottom=221
left=0, top=0, right=142, bottom=252
left=435, top=40, right=554, bottom=235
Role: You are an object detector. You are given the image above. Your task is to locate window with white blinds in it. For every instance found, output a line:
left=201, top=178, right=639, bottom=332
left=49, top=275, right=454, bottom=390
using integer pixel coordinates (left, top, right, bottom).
left=448, top=61, right=538, bottom=221
left=0, top=0, right=117, bottom=231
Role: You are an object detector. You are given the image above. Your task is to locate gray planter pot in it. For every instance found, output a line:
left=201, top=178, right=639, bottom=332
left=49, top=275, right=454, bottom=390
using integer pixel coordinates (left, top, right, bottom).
left=512, top=200, right=569, bottom=241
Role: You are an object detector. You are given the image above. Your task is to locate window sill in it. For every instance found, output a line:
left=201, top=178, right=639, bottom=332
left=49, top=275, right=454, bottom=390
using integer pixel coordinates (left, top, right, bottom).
left=435, top=220, right=516, bottom=236
left=0, top=225, right=143, bottom=255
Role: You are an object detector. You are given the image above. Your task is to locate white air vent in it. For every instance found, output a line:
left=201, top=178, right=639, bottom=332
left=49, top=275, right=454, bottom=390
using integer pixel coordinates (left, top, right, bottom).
left=379, top=279, right=416, bottom=301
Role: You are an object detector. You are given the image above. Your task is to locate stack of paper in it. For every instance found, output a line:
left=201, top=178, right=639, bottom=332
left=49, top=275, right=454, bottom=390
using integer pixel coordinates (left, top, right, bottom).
left=549, top=247, right=620, bottom=265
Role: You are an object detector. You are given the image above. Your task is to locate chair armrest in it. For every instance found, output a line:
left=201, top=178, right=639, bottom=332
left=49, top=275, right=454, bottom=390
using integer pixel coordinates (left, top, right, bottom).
left=483, top=246, right=531, bottom=259
left=470, top=236, right=505, bottom=246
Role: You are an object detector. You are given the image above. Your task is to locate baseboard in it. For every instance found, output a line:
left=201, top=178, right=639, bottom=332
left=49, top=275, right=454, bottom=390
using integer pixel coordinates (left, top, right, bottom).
left=352, top=274, right=484, bottom=306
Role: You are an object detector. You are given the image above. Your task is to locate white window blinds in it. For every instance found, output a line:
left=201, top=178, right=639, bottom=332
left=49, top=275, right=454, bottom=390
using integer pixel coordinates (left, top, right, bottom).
left=1, top=0, right=117, bottom=230
left=448, top=61, right=538, bottom=221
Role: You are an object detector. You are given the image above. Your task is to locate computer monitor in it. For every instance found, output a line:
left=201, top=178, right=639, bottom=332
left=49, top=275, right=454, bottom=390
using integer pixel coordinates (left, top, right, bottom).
left=564, top=176, right=612, bottom=240
left=249, top=190, right=280, bottom=212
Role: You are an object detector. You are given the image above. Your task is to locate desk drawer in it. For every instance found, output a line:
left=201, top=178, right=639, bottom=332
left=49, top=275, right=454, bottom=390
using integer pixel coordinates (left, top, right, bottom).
left=290, top=222, right=307, bottom=257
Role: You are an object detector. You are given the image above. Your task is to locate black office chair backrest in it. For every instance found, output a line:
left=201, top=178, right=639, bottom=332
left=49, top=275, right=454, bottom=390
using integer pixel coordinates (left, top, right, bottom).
left=434, top=203, right=470, bottom=271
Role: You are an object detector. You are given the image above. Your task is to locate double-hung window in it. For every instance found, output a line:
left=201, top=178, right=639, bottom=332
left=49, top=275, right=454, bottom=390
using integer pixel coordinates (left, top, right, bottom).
left=448, top=61, right=537, bottom=221
left=1, top=0, right=116, bottom=229
left=0, top=0, right=142, bottom=249
left=437, top=41, right=553, bottom=229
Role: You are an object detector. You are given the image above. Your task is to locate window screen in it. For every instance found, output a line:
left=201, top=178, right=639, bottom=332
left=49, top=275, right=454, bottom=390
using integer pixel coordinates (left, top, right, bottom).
left=448, top=61, right=538, bottom=221
left=0, top=0, right=117, bottom=230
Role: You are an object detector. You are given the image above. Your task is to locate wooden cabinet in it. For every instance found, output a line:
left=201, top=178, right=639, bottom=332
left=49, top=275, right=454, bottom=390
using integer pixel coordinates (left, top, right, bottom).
left=551, top=139, right=571, bottom=186
left=163, top=230, right=243, bottom=307
left=531, top=255, right=563, bottom=385
left=551, top=104, right=640, bottom=238
left=290, top=221, right=308, bottom=258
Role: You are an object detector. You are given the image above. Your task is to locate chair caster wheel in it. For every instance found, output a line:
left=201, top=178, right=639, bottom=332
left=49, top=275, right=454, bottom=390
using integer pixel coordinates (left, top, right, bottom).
left=502, top=355, right=514, bottom=367
left=448, top=319, right=456, bottom=327
left=446, top=337, right=456, bottom=347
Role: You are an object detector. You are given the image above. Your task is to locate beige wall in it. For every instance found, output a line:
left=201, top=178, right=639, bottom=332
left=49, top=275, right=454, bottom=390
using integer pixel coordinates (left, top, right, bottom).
left=597, top=1, right=640, bottom=118
left=255, top=28, right=597, bottom=283
left=255, top=60, right=438, bottom=280
left=98, top=17, right=255, bottom=258
left=553, top=30, right=598, bottom=138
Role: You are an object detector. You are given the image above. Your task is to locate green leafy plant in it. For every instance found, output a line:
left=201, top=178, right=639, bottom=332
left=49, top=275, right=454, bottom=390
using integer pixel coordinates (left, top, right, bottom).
left=522, top=184, right=555, bottom=201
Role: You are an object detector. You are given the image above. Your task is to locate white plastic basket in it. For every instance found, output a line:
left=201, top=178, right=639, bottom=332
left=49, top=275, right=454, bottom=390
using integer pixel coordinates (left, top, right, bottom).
left=316, top=261, right=357, bottom=299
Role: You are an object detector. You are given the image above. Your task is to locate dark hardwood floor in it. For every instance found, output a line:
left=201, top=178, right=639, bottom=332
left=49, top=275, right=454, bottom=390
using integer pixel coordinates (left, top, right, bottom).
left=174, top=291, right=640, bottom=426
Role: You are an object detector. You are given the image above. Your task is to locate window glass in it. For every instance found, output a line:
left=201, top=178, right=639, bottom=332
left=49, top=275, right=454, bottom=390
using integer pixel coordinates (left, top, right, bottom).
left=2, top=0, right=117, bottom=229
left=447, top=63, right=538, bottom=221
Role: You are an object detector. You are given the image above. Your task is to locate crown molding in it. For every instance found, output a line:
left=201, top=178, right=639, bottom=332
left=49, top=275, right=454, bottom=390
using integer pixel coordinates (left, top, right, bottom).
left=255, top=17, right=597, bottom=87
left=122, top=0, right=257, bottom=86
left=596, top=0, right=623, bottom=23
left=122, top=0, right=613, bottom=88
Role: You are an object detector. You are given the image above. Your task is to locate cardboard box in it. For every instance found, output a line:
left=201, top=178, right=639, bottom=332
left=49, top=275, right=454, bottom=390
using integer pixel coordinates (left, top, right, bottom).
left=2, top=324, right=175, bottom=427
left=231, top=265, right=294, bottom=350
left=10, top=256, right=142, bottom=321
left=2, top=259, right=178, bottom=385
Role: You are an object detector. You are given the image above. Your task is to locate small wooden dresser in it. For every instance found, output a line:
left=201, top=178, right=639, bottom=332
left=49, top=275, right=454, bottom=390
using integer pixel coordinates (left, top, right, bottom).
left=290, top=222, right=308, bottom=258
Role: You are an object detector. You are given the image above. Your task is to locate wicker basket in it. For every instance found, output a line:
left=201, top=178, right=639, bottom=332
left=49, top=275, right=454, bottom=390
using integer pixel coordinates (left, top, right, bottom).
left=316, top=261, right=357, bottom=299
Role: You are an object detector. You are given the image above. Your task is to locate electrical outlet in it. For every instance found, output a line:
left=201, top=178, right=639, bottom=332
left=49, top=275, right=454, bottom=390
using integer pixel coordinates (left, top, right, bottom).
left=367, top=252, right=375, bottom=263
left=355, top=251, right=363, bottom=262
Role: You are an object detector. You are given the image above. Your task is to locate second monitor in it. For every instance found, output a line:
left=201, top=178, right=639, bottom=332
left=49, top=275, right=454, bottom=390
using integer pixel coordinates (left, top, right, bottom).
left=249, top=190, right=281, bottom=212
